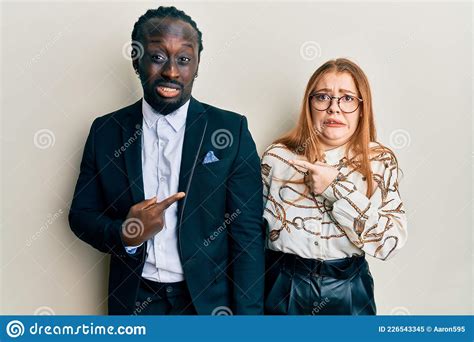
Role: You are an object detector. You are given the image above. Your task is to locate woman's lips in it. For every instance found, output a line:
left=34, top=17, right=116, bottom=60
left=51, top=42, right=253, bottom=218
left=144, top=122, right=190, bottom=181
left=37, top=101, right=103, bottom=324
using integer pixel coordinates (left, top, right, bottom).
left=156, top=86, right=181, bottom=98
left=323, top=120, right=346, bottom=127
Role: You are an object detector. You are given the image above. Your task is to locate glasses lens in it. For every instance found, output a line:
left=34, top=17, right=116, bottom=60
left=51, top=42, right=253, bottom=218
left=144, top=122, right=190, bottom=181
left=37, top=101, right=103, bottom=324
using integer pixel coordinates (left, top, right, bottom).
left=339, top=96, right=359, bottom=113
left=311, top=94, right=330, bottom=111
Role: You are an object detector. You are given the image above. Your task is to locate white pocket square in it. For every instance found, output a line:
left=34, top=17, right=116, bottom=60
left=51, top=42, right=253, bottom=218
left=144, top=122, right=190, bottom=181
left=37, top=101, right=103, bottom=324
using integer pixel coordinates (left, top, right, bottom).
left=202, top=150, right=219, bottom=164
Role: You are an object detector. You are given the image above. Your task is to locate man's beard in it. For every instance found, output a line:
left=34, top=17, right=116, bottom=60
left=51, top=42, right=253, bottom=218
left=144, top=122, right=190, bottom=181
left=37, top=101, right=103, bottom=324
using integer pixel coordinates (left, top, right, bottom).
left=146, top=91, right=184, bottom=115
left=140, top=76, right=191, bottom=115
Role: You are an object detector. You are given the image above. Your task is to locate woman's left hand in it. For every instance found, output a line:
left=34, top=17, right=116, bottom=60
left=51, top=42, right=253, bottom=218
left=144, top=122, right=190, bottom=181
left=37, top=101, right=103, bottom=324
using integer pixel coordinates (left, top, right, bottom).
left=290, top=159, right=340, bottom=195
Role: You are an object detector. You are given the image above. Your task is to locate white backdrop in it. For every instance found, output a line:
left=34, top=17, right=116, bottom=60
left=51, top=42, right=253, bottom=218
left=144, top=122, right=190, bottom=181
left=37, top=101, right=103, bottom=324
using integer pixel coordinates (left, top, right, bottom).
left=1, top=1, right=472, bottom=315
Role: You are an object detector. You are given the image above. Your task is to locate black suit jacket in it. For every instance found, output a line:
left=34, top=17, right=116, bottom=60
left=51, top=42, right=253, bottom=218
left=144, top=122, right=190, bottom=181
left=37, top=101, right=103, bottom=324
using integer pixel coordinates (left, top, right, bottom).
left=68, top=97, right=264, bottom=315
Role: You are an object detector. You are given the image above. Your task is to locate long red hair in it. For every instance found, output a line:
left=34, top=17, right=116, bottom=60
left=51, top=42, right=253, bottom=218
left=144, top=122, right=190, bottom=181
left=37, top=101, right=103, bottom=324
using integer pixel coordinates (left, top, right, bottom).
left=274, top=58, right=396, bottom=197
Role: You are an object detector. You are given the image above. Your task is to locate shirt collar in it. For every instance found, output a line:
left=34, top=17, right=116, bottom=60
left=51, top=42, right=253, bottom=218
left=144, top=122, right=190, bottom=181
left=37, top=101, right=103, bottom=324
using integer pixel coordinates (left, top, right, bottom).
left=142, top=98, right=190, bottom=132
left=323, top=143, right=348, bottom=164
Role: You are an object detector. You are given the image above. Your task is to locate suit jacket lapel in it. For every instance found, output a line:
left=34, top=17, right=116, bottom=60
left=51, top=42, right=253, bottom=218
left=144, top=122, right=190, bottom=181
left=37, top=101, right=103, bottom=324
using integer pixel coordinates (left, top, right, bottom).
left=178, top=97, right=208, bottom=224
left=121, top=97, right=207, bottom=216
left=121, top=99, right=145, bottom=204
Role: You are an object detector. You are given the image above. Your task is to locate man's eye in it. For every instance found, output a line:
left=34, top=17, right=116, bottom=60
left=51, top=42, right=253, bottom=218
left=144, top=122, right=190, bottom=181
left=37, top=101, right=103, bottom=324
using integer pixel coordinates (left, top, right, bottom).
left=178, top=56, right=191, bottom=64
left=342, top=95, right=354, bottom=102
left=151, top=55, right=166, bottom=62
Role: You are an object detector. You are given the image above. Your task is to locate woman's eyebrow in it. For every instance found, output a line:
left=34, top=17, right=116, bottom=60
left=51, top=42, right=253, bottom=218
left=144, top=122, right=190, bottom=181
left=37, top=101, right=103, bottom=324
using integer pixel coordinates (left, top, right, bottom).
left=339, top=88, right=357, bottom=95
left=314, top=88, right=358, bottom=95
left=314, top=88, right=331, bottom=93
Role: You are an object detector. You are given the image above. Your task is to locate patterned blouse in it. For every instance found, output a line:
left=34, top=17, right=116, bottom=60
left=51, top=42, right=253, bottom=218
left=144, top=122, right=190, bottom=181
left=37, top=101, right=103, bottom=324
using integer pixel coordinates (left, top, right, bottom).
left=261, top=142, right=407, bottom=261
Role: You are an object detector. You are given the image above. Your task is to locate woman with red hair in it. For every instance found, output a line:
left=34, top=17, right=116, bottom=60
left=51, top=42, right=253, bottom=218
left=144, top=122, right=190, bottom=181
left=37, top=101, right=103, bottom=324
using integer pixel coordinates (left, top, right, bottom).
left=262, top=58, right=407, bottom=315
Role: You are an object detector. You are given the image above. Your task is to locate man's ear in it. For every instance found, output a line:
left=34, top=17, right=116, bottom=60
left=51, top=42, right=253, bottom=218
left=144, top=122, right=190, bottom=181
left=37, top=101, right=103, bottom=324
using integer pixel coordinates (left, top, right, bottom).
left=131, top=40, right=144, bottom=74
left=133, top=59, right=139, bottom=75
left=194, top=61, right=200, bottom=78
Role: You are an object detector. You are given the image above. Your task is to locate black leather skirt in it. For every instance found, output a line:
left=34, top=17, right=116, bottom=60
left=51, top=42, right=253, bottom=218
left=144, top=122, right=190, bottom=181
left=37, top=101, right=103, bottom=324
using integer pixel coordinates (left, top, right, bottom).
left=264, top=249, right=376, bottom=315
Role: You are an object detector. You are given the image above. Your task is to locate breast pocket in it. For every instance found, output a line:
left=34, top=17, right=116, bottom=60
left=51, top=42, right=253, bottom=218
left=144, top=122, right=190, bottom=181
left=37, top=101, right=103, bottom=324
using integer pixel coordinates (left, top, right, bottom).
left=194, top=160, right=230, bottom=175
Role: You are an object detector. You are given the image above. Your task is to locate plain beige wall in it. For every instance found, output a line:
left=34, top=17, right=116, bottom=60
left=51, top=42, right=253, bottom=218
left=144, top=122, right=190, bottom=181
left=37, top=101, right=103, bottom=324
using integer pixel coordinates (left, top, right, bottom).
left=1, top=1, right=472, bottom=315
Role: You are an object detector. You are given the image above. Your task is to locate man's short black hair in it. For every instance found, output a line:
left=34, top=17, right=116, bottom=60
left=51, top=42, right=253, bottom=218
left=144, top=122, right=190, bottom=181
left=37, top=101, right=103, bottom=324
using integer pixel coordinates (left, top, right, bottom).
left=131, top=6, right=203, bottom=56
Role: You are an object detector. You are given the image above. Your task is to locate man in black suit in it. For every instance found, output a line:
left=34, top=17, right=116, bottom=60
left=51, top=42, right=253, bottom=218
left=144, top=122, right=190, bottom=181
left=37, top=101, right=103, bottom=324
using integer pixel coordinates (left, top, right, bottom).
left=68, top=6, right=264, bottom=315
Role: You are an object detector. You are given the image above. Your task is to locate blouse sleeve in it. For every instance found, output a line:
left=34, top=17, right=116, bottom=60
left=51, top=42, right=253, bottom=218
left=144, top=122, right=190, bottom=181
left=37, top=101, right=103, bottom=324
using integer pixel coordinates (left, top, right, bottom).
left=261, top=145, right=286, bottom=241
left=261, top=149, right=273, bottom=208
left=320, top=153, right=408, bottom=260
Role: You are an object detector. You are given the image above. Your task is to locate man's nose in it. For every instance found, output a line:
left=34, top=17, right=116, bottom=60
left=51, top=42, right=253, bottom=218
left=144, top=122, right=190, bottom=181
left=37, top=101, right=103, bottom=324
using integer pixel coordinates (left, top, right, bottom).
left=161, top=60, right=179, bottom=79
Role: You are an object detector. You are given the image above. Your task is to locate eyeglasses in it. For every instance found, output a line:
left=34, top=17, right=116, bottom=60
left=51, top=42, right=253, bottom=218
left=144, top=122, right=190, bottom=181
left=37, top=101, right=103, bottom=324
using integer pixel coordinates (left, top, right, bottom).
left=309, top=93, right=363, bottom=113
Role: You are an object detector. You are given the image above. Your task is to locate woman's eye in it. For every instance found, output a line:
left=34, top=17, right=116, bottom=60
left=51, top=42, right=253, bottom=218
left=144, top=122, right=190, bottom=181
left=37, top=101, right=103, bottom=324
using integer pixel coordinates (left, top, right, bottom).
left=315, top=94, right=330, bottom=101
left=342, top=95, right=354, bottom=102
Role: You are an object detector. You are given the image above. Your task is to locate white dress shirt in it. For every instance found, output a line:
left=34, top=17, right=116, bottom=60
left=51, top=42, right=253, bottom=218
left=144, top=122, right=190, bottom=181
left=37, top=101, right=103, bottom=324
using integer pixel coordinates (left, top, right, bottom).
left=125, top=98, right=189, bottom=283
left=262, top=142, right=408, bottom=261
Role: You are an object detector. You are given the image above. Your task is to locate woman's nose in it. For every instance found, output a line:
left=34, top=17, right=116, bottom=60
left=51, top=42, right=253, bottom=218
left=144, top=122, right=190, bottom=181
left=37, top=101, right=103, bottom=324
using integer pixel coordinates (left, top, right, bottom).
left=327, top=98, right=340, bottom=114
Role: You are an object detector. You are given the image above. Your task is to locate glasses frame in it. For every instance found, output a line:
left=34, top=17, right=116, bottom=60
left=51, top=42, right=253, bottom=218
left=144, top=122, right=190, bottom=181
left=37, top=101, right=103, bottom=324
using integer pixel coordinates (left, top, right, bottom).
left=309, top=93, right=363, bottom=113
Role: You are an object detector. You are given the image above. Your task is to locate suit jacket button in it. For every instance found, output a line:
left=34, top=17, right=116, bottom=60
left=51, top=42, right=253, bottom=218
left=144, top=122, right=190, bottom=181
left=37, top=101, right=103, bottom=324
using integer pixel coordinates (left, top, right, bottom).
left=166, top=286, right=173, bottom=293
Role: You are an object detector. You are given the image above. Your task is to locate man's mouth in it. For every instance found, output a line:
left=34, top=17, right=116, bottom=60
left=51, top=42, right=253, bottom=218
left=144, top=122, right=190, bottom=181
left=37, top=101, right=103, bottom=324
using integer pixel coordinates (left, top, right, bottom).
left=155, top=84, right=182, bottom=98
left=323, top=119, right=346, bottom=127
